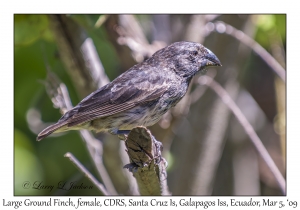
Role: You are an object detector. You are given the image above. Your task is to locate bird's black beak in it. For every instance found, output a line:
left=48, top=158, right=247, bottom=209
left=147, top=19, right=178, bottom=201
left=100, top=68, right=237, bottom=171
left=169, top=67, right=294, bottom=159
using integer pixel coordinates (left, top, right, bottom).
left=205, top=50, right=222, bottom=67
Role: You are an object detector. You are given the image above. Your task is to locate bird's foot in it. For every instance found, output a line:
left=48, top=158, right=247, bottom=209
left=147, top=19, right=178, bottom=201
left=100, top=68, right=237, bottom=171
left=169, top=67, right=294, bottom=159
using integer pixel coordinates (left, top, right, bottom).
left=115, top=130, right=131, bottom=135
left=110, top=129, right=131, bottom=140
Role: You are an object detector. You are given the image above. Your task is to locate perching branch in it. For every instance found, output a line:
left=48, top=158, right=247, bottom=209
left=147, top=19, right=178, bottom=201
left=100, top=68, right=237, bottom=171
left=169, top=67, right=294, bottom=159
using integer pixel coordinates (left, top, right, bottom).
left=64, top=152, right=109, bottom=195
left=124, top=127, right=170, bottom=195
left=198, top=75, right=286, bottom=194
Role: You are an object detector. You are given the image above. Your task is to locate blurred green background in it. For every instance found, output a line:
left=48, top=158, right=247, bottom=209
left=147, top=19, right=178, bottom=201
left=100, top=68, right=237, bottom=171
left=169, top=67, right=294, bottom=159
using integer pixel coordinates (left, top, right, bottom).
left=14, top=14, right=286, bottom=196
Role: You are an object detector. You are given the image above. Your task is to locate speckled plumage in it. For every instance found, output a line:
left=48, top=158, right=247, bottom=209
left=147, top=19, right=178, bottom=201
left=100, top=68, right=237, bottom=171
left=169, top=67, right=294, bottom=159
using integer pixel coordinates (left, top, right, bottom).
left=37, top=41, right=221, bottom=141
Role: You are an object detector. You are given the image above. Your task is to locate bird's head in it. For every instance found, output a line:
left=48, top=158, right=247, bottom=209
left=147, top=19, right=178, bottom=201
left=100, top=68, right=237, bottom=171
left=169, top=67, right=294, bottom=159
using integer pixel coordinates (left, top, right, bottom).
left=152, top=41, right=221, bottom=79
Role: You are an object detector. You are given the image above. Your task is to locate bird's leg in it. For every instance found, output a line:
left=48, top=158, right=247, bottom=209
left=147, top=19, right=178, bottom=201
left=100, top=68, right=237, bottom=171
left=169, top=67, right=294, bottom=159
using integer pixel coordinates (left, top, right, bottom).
left=111, top=129, right=131, bottom=140
left=150, top=134, right=164, bottom=164
left=115, top=130, right=131, bottom=135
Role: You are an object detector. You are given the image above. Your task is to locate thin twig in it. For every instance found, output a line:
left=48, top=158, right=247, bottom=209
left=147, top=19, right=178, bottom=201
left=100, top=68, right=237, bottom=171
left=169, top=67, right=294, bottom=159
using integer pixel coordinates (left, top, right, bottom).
left=94, top=15, right=109, bottom=28
left=207, top=21, right=286, bottom=82
left=79, top=130, right=118, bottom=195
left=198, top=75, right=286, bottom=194
left=44, top=72, right=118, bottom=195
left=64, top=152, right=109, bottom=195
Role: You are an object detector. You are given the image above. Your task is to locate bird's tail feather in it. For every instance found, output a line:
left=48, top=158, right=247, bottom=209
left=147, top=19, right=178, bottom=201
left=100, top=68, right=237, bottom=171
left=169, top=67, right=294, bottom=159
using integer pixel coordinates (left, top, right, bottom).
left=37, top=122, right=67, bottom=141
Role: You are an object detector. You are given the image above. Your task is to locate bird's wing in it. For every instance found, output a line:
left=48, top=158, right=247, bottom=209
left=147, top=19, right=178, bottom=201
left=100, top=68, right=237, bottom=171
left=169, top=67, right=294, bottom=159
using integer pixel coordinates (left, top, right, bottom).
left=63, top=69, right=169, bottom=127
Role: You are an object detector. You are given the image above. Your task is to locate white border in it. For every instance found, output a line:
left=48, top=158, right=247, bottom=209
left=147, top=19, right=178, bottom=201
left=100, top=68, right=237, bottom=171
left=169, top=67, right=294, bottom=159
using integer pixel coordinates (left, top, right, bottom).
left=2, top=0, right=300, bottom=209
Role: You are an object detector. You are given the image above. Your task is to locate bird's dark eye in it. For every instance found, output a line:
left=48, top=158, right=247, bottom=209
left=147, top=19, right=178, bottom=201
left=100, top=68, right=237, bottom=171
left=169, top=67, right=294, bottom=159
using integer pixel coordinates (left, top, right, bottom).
left=192, top=51, right=198, bottom=56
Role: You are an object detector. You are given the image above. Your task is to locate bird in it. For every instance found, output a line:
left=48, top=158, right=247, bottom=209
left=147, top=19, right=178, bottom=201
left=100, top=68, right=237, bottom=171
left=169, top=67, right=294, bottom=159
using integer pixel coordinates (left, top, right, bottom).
left=37, top=41, right=221, bottom=141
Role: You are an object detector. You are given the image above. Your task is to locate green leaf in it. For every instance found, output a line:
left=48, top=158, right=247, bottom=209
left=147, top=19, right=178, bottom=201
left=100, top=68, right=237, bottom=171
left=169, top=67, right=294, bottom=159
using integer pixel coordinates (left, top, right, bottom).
left=14, top=15, right=50, bottom=46
left=14, top=129, right=44, bottom=195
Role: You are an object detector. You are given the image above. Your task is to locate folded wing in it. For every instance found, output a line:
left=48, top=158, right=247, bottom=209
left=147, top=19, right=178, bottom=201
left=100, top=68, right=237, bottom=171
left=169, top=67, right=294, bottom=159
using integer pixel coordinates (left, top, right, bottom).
left=62, top=69, right=169, bottom=127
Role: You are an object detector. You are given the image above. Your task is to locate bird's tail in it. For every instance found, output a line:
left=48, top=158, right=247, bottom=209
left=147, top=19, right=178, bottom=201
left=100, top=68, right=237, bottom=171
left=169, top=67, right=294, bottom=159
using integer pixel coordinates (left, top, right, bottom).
left=37, top=122, right=67, bottom=141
